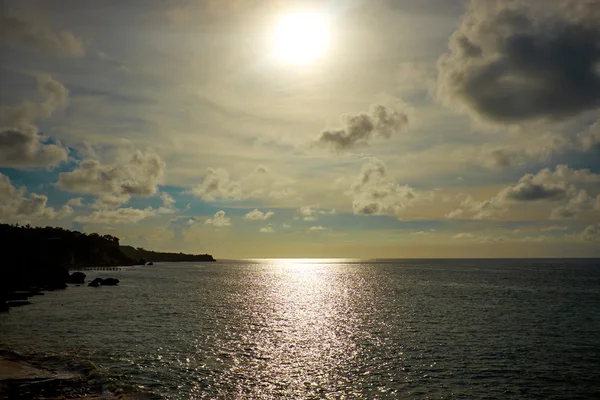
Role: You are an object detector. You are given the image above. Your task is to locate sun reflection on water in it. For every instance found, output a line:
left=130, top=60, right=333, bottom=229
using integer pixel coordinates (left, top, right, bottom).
left=216, top=259, right=364, bottom=397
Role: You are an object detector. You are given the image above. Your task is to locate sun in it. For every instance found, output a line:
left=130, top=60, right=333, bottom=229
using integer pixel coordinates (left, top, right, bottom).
left=273, top=12, right=330, bottom=65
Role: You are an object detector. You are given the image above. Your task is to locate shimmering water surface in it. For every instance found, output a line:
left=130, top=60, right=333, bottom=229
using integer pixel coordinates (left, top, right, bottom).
left=1, top=259, right=600, bottom=399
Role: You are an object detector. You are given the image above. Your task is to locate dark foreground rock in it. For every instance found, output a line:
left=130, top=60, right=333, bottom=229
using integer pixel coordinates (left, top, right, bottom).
left=88, top=278, right=119, bottom=287
left=88, top=278, right=102, bottom=287
left=101, top=278, right=119, bottom=286
left=66, top=272, right=86, bottom=284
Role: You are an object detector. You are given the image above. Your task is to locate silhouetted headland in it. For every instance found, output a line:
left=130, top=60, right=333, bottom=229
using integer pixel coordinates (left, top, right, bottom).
left=0, top=223, right=215, bottom=312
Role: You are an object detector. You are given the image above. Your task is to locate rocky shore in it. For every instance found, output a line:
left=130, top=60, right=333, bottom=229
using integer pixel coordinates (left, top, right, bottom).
left=0, top=350, right=141, bottom=399
left=0, top=223, right=214, bottom=313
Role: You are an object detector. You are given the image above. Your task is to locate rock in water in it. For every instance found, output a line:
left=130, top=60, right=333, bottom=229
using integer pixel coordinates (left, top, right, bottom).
left=101, top=278, right=119, bottom=286
left=88, top=278, right=103, bottom=287
left=66, top=272, right=86, bottom=284
left=88, top=277, right=119, bottom=287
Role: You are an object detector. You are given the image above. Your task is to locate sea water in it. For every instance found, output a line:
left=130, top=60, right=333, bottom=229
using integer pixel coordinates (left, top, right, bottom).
left=1, top=259, right=600, bottom=399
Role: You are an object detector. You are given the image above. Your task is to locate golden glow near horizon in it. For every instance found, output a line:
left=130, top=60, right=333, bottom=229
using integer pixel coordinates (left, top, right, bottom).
left=272, top=12, right=330, bottom=65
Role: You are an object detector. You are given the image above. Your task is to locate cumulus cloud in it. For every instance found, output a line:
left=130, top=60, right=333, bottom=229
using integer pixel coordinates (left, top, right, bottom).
left=58, top=150, right=165, bottom=200
left=161, top=192, right=176, bottom=208
left=205, top=210, right=231, bottom=227
left=478, top=133, right=568, bottom=169
left=91, top=194, right=131, bottom=210
left=192, top=168, right=242, bottom=201
left=156, top=192, right=177, bottom=214
left=550, top=189, right=596, bottom=219
left=350, top=158, right=419, bottom=217
left=244, top=209, right=274, bottom=221
left=582, top=224, right=600, bottom=241
left=0, top=10, right=84, bottom=56
left=66, top=197, right=84, bottom=207
left=294, top=206, right=335, bottom=221
left=297, top=206, right=317, bottom=221
left=578, top=119, right=600, bottom=150
left=502, top=175, right=568, bottom=202
left=0, top=75, right=69, bottom=168
left=0, top=128, right=68, bottom=168
left=75, top=207, right=155, bottom=224
left=308, top=226, right=327, bottom=231
left=192, top=166, right=297, bottom=202
left=0, top=172, right=71, bottom=220
left=259, top=225, right=275, bottom=233
left=447, top=164, right=600, bottom=219
left=315, top=104, right=409, bottom=152
left=437, top=0, right=600, bottom=123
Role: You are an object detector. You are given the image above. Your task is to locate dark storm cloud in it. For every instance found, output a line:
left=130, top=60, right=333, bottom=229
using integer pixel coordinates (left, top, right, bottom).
left=315, top=105, right=409, bottom=152
left=437, top=0, right=600, bottom=123
left=0, top=10, right=84, bottom=56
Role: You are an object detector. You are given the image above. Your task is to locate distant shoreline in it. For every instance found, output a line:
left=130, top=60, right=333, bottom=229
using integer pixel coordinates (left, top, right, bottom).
left=0, top=223, right=215, bottom=313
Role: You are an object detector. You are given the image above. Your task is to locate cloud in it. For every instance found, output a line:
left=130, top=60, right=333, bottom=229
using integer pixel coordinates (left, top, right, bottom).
left=192, top=168, right=242, bottom=201
left=0, top=10, right=84, bottom=56
left=0, top=75, right=69, bottom=126
left=550, top=190, right=596, bottom=219
left=0, top=128, right=68, bottom=168
left=269, top=188, right=297, bottom=200
left=58, top=150, right=165, bottom=199
left=0, top=172, right=71, bottom=220
left=244, top=209, right=274, bottom=221
left=582, top=224, right=600, bottom=242
left=452, top=233, right=475, bottom=239
left=158, top=192, right=177, bottom=214
left=0, top=75, right=69, bottom=168
left=259, top=225, right=275, bottom=233
left=579, top=119, right=600, bottom=150
left=294, top=206, right=336, bottom=221
left=161, top=192, right=176, bottom=208
left=502, top=176, right=568, bottom=202
left=91, top=194, right=131, bottom=210
left=66, top=197, right=84, bottom=207
left=452, top=232, right=503, bottom=243
left=315, top=104, right=409, bottom=152
left=447, top=165, right=600, bottom=219
left=205, top=210, right=231, bottom=227
left=308, top=226, right=326, bottom=231
left=437, top=0, right=600, bottom=123
left=192, top=166, right=297, bottom=203
left=297, top=206, right=317, bottom=221
left=410, top=231, right=433, bottom=236
left=75, top=207, right=156, bottom=224
left=478, top=133, right=568, bottom=169
left=541, top=225, right=568, bottom=232
left=350, top=158, right=419, bottom=217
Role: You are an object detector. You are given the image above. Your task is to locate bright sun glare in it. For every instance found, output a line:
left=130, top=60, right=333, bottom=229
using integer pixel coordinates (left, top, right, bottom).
left=273, top=12, right=329, bottom=65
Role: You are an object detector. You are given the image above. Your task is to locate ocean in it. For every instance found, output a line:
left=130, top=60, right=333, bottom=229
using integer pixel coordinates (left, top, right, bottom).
left=1, top=259, right=600, bottom=399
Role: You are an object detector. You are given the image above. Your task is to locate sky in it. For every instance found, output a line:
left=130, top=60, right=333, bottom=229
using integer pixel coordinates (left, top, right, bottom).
left=1, top=0, right=600, bottom=258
